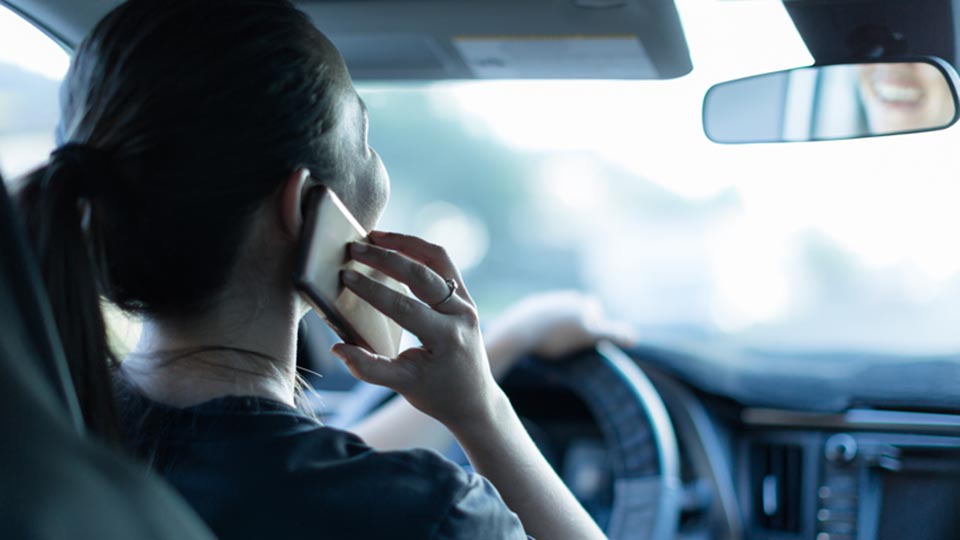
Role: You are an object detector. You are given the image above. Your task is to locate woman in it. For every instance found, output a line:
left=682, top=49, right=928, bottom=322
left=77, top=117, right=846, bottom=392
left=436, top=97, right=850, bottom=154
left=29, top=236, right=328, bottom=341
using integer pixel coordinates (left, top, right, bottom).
left=15, top=1, right=614, bottom=538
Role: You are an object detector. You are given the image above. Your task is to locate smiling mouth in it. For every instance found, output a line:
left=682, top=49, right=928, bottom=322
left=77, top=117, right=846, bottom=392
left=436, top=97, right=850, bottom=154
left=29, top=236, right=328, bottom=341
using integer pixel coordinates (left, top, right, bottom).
left=871, top=79, right=925, bottom=107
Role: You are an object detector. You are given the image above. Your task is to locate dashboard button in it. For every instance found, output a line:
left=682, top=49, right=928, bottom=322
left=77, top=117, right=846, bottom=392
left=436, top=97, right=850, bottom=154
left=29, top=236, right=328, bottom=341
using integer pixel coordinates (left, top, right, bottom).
left=824, top=433, right=858, bottom=464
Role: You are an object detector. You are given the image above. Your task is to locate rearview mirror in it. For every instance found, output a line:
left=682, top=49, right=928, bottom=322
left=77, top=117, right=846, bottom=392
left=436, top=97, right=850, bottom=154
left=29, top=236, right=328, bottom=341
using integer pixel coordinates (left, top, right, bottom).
left=703, top=59, right=960, bottom=143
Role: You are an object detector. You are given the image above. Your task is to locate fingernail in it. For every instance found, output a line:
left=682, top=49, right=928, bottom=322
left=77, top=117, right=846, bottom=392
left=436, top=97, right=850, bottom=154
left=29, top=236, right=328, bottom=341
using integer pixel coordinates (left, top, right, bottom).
left=350, top=242, right=367, bottom=255
left=342, top=270, right=360, bottom=283
left=369, top=230, right=388, bottom=239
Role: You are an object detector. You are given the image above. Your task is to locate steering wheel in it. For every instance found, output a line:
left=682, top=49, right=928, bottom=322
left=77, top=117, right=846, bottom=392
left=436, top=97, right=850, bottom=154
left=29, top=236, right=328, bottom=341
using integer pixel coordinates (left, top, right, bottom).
left=329, top=341, right=681, bottom=540
left=502, top=341, right=682, bottom=540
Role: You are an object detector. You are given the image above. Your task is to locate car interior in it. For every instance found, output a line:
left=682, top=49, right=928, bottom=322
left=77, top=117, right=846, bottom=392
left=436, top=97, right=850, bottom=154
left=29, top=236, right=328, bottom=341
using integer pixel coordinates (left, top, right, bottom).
left=4, top=0, right=960, bottom=539
left=0, top=170, right=213, bottom=539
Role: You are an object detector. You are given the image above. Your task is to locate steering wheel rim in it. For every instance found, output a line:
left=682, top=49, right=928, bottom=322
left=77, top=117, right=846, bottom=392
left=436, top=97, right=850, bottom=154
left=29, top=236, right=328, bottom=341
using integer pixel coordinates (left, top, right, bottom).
left=504, top=341, right=682, bottom=540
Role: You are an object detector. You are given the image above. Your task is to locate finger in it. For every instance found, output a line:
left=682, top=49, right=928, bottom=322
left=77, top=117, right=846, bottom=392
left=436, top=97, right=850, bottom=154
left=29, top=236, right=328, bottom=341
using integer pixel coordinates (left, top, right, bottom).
left=368, top=231, right=473, bottom=303
left=598, top=320, right=638, bottom=348
left=331, top=343, right=406, bottom=390
left=349, top=242, right=470, bottom=313
left=341, top=269, right=446, bottom=345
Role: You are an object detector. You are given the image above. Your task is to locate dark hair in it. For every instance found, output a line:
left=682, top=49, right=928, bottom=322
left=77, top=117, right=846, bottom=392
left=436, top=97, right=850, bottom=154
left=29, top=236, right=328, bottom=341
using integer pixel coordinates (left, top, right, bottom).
left=15, top=0, right=341, bottom=445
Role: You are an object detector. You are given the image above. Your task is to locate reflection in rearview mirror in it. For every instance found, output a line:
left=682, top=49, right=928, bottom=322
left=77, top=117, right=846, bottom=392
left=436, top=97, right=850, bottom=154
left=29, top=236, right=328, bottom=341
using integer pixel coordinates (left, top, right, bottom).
left=703, top=60, right=960, bottom=143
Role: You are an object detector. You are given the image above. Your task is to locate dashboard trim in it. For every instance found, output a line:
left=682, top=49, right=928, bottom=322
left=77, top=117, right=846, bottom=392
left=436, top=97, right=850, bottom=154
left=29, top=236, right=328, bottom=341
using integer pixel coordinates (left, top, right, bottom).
left=741, top=408, right=960, bottom=435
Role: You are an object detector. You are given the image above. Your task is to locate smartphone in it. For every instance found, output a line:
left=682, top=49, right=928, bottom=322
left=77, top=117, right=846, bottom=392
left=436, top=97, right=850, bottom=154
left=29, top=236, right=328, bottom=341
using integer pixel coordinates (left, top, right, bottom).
left=293, top=186, right=406, bottom=357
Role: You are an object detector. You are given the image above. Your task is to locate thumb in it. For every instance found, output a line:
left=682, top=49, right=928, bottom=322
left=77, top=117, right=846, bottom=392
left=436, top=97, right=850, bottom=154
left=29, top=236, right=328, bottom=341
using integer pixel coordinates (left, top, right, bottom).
left=331, top=343, right=403, bottom=389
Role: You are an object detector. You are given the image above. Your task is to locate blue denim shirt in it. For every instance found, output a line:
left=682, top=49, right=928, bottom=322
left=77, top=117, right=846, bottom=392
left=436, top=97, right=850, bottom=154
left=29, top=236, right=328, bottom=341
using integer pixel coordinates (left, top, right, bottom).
left=119, top=391, right=529, bottom=540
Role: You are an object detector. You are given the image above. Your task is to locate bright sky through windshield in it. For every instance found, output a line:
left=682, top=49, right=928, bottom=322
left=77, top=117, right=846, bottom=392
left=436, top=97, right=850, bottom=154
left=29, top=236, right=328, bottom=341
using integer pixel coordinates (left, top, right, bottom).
left=0, top=6, right=68, bottom=80
left=422, top=0, right=823, bottom=334
left=366, top=0, right=960, bottom=353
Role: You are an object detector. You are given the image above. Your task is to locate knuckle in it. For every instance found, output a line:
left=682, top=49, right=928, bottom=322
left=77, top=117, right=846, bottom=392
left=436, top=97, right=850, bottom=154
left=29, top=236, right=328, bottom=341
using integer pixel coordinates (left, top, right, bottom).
left=353, top=274, right=375, bottom=295
left=451, top=323, right=475, bottom=349
left=409, top=262, right=432, bottom=284
left=420, top=241, right=446, bottom=265
left=431, top=243, right=450, bottom=261
left=459, top=305, right=480, bottom=328
left=389, top=361, right=417, bottom=393
left=391, top=293, right=414, bottom=316
left=369, top=245, right=392, bottom=265
left=344, top=358, right=366, bottom=378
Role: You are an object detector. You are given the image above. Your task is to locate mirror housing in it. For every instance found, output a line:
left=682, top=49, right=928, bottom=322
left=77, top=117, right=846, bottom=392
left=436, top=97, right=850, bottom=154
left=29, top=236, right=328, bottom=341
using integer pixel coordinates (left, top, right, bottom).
left=703, top=58, right=960, bottom=144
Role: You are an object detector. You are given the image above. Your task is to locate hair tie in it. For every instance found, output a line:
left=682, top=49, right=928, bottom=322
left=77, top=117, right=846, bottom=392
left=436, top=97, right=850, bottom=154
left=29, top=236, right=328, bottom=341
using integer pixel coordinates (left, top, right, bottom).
left=49, top=143, right=116, bottom=198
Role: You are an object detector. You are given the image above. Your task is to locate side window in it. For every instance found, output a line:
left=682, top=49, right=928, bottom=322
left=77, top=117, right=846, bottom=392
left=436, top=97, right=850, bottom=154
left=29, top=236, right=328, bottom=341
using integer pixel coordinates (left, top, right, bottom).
left=0, top=10, right=142, bottom=351
left=0, top=5, right=69, bottom=182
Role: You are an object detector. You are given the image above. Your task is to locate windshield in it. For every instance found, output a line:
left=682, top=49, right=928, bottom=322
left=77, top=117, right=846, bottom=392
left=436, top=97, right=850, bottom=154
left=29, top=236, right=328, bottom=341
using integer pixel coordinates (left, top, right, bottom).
left=362, top=2, right=960, bottom=355
left=3, top=1, right=960, bottom=355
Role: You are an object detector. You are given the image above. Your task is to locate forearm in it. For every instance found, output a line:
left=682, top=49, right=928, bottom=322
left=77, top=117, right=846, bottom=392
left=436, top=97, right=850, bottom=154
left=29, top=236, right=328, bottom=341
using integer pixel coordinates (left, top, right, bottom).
left=450, top=389, right=607, bottom=540
left=351, top=396, right=453, bottom=451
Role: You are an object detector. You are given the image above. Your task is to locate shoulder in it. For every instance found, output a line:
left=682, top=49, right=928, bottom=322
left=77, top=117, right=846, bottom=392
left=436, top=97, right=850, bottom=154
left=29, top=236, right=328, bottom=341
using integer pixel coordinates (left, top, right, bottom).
left=116, top=392, right=528, bottom=540
left=293, top=429, right=528, bottom=539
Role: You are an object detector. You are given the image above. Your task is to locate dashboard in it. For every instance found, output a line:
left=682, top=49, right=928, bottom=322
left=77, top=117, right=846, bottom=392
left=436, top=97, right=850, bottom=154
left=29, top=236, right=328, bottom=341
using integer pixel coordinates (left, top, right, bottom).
left=738, top=412, right=960, bottom=540
left=499, top=344, right=960, bottom=540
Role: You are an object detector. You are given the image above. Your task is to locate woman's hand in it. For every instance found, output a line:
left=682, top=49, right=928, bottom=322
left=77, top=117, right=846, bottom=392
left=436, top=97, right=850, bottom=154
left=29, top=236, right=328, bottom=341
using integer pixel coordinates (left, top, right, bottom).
left=336, top=233, right=609, bottom=540
left=484, top=290, right=637, bottom=377
left=331, top=231, right=502, bottom=430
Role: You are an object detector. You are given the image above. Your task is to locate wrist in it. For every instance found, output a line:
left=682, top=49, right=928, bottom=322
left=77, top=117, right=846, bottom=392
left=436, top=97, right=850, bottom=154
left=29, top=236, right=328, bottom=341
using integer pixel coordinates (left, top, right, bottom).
left=445, top=385, right=515, bottom=442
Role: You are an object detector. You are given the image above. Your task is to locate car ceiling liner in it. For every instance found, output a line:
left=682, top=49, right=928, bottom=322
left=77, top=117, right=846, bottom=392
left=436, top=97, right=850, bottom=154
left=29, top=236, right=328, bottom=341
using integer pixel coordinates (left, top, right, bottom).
left=5, top=0, right=693, bottom=80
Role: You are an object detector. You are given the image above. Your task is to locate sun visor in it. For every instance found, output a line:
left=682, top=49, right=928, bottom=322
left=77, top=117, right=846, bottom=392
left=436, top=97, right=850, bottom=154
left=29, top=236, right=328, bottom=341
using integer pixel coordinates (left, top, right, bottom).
left=298, top=0, right=692, bottom=80
left=8, top=0, right=692, bottom=80
left=784, top=0, right=958, bottom=67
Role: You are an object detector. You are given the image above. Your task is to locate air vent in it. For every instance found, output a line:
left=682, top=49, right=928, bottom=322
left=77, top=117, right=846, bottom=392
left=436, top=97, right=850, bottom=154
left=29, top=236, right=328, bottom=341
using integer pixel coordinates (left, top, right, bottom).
left=750, top=442, right=803, bottom=534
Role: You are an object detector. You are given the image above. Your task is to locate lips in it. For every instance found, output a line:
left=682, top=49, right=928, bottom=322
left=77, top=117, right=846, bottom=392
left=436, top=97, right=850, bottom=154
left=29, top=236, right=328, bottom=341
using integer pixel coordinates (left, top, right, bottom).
left=871, top=79, right=925, bottom=107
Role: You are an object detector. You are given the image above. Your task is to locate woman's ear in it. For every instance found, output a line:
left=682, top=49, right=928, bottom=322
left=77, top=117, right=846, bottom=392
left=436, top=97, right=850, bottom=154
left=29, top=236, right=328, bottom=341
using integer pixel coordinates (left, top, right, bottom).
left=279, top=168, right=311, bottom=240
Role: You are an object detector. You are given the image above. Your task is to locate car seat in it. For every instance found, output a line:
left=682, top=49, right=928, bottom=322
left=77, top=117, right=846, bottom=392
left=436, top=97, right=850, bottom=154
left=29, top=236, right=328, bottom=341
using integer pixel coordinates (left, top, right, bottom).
left=0, top=170, right=214, bottom=539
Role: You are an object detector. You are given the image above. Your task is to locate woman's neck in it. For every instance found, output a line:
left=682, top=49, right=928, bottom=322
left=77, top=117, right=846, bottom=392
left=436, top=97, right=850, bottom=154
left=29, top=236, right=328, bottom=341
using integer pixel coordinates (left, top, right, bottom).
left=121, top=294, right=303, bottom=409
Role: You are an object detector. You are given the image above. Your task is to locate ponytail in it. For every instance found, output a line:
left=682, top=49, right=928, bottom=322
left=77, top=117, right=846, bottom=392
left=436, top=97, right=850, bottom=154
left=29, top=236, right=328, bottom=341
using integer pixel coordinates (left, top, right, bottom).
left=16, top=144, right=123, bottom=446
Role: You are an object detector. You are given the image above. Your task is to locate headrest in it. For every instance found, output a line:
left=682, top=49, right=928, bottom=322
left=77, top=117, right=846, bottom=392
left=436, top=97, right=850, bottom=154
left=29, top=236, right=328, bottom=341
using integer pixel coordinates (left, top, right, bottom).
left=0, top=173, right=85, bottom=431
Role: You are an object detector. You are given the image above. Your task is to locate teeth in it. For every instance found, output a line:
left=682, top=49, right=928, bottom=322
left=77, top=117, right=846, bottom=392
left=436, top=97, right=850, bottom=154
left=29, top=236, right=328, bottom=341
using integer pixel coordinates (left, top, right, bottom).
left=874, top=81, right=923, bottom=103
